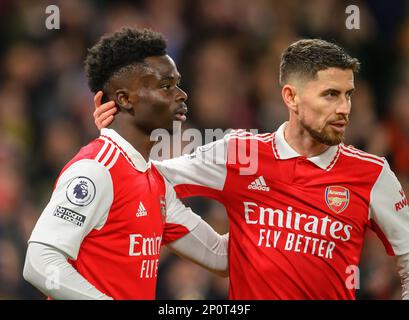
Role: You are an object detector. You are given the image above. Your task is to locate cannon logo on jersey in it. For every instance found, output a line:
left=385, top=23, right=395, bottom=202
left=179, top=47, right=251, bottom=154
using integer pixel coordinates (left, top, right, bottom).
left=66, top=176, right=96, bottom=206
left=159, top=195, right=166, bottom=223
left=325, top=186, right=350, bottom=214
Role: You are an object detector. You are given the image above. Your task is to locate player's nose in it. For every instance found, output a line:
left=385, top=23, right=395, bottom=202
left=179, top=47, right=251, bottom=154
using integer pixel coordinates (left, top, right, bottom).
left=336, top=98, right=351, bottom=115
left=175, top=86, right=188, bottom=102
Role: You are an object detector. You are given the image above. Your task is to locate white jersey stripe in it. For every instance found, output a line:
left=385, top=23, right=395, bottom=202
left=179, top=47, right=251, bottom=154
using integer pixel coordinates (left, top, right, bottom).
left=100, top=143, right=115, bottom=166
left=227, top=131, right=250, bottom=138
left=340, top=149, right=384, bottom=166
left=342, top=144, right=380, bottom=156
left=271, top=133, right=280, bottom=159
left=227, top=130, right=274, bottom=140
left=341, top=145, right=384, bottom=163
left=100, top=136, right=138, bottom=171
left=228, top=135, right=273, bottom=142
left=105, top=149, right=120, bottom=170
left=228, top=131, right=272, bottom=138
left=95, top=140, right=109, bottom=162
left=326, top=147, right=341, bottom=172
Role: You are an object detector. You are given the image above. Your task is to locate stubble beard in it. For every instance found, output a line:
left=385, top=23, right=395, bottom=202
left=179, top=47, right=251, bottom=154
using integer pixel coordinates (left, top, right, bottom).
left=301, top=120, right=346, bottom=146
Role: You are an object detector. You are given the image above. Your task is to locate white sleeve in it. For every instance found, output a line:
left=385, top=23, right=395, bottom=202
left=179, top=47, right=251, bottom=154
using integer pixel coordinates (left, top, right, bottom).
left=167, top=220, right=229, bottom=273
left=396, top=252, right=409, bottom=300
left=23, top=242, right=112, bottom=300
left=152, top=136, right=228, bottom=197
left=369, top=160, right=409, bottom=256
left=28, top=159, right=113, bottom=260
left=161, top=178, right=202, bottom=244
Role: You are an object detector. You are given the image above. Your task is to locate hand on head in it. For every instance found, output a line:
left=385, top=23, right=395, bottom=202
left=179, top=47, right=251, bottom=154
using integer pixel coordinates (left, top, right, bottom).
left=93, top=91, right=117, bottom=130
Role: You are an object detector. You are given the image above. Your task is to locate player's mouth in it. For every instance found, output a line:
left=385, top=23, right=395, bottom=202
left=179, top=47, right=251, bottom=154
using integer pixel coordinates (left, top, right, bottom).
left=329, top=121, right=347, bottom=133
left=174, top=105, right=188, bottom=122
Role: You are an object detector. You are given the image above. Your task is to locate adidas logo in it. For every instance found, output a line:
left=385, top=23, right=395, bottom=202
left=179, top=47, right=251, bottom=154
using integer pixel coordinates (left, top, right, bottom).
left=248, top=176, right=270, bottom=192
left=136, top=202, right=148, bottom=217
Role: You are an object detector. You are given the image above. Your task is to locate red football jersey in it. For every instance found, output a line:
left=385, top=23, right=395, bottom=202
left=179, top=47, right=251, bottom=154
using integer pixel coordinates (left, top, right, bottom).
left=29, top=128, right=201, bottom=299
left=155, top=122, right=409, bottom=299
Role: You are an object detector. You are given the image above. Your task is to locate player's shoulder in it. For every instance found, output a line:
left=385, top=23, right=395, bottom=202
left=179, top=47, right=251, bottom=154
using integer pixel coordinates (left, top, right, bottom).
left=338, top=144, right=386, bottom=169
left=226, top=129, right=274, bottom=144
left=150, top=163, right=165, bottom=181
left=60, top=138, right=116, bottom=177
left=73, top=138, right=105, bottom=160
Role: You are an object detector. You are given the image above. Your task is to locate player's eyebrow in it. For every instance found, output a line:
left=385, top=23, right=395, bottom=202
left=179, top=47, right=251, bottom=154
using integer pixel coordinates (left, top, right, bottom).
left=321, top=88, right=341, bottom=95
left=160, top=74, right=181, bottom=82
left=321, top=88, right=355, bottom=95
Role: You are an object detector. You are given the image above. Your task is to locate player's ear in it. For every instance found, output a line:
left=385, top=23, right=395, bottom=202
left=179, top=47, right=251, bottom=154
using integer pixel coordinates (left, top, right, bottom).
left=281, top=84, right=299, bottom=114
left=115, top=89, right=133, bottom=111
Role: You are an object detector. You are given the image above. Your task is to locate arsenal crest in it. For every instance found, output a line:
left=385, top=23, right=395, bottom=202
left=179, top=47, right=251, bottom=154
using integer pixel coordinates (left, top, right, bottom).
left=159, top=195, right=166, bottom=223
left=325, top=186, right=350, bottom=214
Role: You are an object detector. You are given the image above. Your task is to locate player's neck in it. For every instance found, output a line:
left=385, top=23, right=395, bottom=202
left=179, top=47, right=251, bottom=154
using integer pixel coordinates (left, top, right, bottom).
left=108, top=121, right=154, bottom=162
left=284, top=121, right=330, bottom=158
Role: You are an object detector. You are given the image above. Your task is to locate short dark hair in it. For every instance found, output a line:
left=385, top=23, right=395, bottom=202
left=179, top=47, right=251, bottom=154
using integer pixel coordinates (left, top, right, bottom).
left=84, top=27, right=167, bottom=93
left=279, top=39, right=360, bottom=86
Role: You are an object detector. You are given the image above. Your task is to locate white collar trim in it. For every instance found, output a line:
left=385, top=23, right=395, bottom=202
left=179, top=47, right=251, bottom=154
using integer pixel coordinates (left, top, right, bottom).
left=273, top=122, right=340, bottom=171
left=100, top=128, right=150, bottom=172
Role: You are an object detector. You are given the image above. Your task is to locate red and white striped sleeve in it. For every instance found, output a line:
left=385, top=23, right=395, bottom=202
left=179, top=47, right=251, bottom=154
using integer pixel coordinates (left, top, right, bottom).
left=28, top=159, right=113, bottom=259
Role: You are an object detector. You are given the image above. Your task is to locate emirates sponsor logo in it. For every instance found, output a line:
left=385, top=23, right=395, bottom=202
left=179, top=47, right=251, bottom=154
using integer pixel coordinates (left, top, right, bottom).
left=244, top=202, right=354, bottom=260
left=129, top=233, right=162, bottom=279
left=129, top=233, right=161, bottom=257
left=243, top=202, right=352, bottom=242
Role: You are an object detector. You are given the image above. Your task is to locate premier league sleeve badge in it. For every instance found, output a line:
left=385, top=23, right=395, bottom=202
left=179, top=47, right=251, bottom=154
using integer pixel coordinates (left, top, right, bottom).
left=66, top=176, right=96, bottom=206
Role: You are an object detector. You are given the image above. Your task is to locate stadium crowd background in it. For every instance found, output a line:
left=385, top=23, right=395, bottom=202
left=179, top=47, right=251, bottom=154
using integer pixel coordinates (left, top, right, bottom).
left=0, top=0, right=408, bottom=299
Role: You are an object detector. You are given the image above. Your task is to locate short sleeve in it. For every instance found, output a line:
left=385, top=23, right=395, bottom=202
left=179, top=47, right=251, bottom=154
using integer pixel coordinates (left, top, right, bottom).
left=29, top=159, right=114, bottom=259
left=369, top=160, right=409, bottom=256
left=162, top=179, right=202, bottom=245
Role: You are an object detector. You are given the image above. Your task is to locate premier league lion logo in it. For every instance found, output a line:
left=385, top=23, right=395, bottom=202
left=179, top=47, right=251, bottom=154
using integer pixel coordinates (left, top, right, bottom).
left=73, top=181, right=88, bottom=199
left=66, top=176, right=96, bottom=206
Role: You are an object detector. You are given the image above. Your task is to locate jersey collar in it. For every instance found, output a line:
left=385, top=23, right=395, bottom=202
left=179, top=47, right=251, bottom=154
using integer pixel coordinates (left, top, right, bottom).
left=100, top=128, right=150, bottom=172
left=273, top=122, right=341, bottom=171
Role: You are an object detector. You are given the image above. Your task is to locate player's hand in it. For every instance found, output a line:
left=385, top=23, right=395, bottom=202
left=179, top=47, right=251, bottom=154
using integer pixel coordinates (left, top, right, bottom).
left=93, top=91, right=117, bottom=130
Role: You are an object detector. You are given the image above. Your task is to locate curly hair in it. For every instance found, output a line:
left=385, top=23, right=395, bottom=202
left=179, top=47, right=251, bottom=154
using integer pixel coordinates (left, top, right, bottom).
left=279, top=39, right=360, bottom=86
left=84, top=27, right=167, bottom=93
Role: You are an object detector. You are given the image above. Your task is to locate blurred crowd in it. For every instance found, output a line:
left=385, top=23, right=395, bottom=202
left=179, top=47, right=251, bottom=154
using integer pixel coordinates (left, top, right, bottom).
left=0, top=0, right=408, bottom=300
